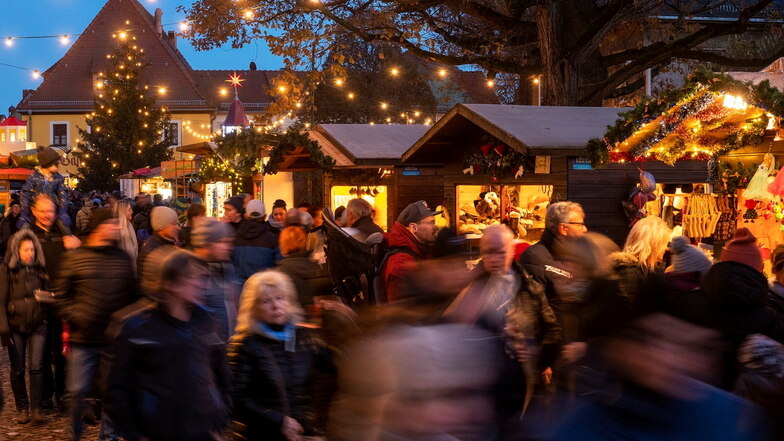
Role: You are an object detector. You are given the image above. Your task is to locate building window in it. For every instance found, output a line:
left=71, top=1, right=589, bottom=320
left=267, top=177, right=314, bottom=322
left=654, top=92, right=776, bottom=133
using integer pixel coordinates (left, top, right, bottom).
left=9, top=131, right=15, bottom=142
left=51, top=122, right=69, bottom=146
left=164, top=121, right=181, bottom=146
left=1, top=132, right=5, bottom=142
left=19, top=129, right=25, bottom=141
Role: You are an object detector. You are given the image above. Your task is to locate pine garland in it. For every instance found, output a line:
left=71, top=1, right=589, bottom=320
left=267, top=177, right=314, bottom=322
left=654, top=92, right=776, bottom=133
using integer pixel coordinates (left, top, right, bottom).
left=261, top=123, right=336, bottom=175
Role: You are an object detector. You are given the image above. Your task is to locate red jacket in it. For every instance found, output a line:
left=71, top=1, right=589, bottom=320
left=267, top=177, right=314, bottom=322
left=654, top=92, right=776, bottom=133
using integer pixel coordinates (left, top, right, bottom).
left=381, top=222, right=429, bottom=302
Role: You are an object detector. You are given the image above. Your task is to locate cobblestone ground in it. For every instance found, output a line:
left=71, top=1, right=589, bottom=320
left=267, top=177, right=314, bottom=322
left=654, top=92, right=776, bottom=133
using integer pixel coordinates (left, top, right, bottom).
left=0, top=349, right=99, bottom=440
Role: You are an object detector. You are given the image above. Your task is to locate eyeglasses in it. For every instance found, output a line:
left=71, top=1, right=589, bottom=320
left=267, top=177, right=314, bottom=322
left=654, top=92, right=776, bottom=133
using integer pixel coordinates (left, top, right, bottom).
left=561, top=222, right=585, bottom=226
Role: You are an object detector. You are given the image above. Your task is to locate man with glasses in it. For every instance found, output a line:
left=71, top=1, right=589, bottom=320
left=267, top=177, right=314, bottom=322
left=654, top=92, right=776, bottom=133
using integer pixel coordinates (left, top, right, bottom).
left=380, top=200, right=441, bottom=302
left=518, top=201, right=587, bottom=319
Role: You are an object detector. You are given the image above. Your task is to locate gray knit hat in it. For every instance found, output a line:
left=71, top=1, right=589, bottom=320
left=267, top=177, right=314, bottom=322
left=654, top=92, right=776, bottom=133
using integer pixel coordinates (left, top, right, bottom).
left=151, top=206, right=178, bottom=232
left=191, top=217, right=234, bottom=248
left=668, top=236, right=713, bottom=275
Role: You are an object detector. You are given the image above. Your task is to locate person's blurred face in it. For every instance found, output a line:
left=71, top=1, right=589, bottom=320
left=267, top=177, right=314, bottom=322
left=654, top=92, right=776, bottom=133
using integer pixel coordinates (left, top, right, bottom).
left=272, top=207, right=286, bottom=223
left=207, top=237, right=234, bottom=262
left=92, top=219, right=120, bottom=245
left=169, top=263, right=208, bottom=306
left=223, top=204, right=242, bottom=223
left=410, top=216, right=438, bottom=245
left=46, top=162, right=59, bottom=174
left=557, top=211, right=587, bottom=237
left=32, top=198, right=56, bottom=229
left=481, top=237, right=514, bottom=274
left=19, top=239, right=35, bottom=266
left=124, top=206, right=132, bottom=221
left=310, top=210, right=323, bottom=228
left=254, top=287, right=291, bottom=326
left=11, top=205, right=20, bottom=215
left=159, top=221, right=181, bottom=241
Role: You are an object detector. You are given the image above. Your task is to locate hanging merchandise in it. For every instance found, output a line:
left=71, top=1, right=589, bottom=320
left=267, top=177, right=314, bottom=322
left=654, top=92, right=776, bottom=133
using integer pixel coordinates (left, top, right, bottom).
left=743, top=199, right=759, bottom=222
left=713, top=195, right=738, bottom=241
left=682, top=194, right=721, bottom=239
left=768, top=164, right=784, bottom=198
left=744, top=153, right=775, bottom=200
left=622, top=171, right=658, bottom=225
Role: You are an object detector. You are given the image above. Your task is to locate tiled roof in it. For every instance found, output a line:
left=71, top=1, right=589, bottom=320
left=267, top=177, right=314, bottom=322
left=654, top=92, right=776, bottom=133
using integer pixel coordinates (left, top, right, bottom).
left=191, top=70, right=281, bottom=113
left=222, top=96, right=251, bottom=127
left=16, top=0, right=210, bottom=112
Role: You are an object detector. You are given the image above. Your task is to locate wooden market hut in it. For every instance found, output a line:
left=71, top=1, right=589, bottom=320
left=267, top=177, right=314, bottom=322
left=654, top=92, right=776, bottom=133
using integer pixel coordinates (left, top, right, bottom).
left=396, top=103, right=711, bottom=243
left=310, top=124, right=429, bottom=229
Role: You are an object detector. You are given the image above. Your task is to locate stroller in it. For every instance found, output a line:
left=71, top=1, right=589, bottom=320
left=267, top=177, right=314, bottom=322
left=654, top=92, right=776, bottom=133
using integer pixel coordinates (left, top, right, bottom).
left=322, top=207, right=385, bottom=306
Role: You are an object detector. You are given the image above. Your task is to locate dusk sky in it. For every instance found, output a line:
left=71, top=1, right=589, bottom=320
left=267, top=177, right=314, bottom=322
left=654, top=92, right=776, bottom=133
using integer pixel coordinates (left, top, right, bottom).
left=0, top=0, right=283, bottom=115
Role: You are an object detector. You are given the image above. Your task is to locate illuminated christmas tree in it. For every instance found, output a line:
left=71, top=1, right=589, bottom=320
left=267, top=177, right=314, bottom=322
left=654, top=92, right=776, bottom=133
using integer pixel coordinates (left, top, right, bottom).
left=77, top=36, right=173, bottom=190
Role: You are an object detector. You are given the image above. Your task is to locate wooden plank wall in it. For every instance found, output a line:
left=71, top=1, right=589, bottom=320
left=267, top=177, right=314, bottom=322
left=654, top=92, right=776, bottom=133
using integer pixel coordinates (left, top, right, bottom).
left=567, top=159, right=709, bottom=244
left=394, top=167, right=445, bottom=227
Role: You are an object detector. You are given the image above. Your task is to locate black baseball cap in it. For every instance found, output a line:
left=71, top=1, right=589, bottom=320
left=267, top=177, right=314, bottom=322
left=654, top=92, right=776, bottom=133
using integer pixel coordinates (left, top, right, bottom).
left=398, top=200, right=442, bottom=226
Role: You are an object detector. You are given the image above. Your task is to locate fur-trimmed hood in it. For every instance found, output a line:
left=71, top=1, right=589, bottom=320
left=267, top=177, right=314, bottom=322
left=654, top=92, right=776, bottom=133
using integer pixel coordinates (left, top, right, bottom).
left=6, top=228, right=46, bottom=270
left=607, top=251, right=642, bottom=270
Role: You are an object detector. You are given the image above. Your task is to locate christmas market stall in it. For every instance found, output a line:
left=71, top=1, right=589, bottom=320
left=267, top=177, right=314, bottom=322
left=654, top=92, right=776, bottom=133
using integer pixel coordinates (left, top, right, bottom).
left=585, top=67, right=784, bottom=251
left=0, top=168, right=33, bottom=206
left=401, top=103, right=627, bottom=243
left=310, top=124, right=429, bottom=229
left=119, top=167, right=171, bottom=200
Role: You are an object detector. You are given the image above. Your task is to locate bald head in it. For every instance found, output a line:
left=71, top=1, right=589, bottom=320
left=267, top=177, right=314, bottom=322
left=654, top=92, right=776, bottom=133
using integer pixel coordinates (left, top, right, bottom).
left=480, top=225, right=515, bottom=274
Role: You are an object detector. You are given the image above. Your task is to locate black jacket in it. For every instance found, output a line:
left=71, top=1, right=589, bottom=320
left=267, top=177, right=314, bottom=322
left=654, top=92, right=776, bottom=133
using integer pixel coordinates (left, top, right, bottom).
left=276, top=251, right=332, bottom=305
left=518, top=230, right=573, bottom=319
left=53, top=245, right=138, bottom=345
left=138, top=233, right=175, bottom=271
left=351, top=215, right=384, bottom=242
left=107, top=304, right=231, bottom=441
left=229, top=327, right=328, bottom=441
left=671, top=261, right=784, bottom=345
left=0, top=229, right=48, bottom=335
left=0, top=213, right=20, bottom=255
left=29, top=223, right=67, bottom=279
left=233, top=219, right=280, bottom=283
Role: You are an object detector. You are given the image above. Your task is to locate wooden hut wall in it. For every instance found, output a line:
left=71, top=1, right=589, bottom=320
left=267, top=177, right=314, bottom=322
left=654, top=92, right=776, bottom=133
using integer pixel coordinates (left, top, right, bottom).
left=393, top=167, right=444, bottom=225
left=567, top=159, right=709, bottom=243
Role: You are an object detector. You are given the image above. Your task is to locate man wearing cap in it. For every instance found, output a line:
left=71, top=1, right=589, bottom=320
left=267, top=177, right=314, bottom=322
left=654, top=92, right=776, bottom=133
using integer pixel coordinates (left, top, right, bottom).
left=53, top=208, right=138, bottom=440
left=380, top=200, right=440, bottom=302
left=192, top=217, right=239, bottom=342
left=233, top=199, right=280, bottom=285
left=138, top=206, right=180, bottom=270
left=19, top=146, right=72, bottom=233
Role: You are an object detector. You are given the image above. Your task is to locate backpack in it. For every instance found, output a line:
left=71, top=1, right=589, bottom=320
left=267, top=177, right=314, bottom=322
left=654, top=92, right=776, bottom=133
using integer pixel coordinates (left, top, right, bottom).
left=370, top=244, right=418, bottom=304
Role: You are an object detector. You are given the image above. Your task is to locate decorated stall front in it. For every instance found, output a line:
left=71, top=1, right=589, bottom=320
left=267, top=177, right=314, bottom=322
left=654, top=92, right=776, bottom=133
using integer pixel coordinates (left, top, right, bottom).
left=311, top=124, right=429, bottom=230
left=586, top=67, right=784, bottom=252
left=401, top=103, right=626, bottom=243
left=119, top=167, right=172, bottom=200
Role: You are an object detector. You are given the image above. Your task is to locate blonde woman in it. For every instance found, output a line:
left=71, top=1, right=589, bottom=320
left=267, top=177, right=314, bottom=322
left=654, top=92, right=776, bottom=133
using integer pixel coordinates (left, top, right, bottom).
left=112, top=200, right=138, bottom=273
left=229, top=270, right=327, bottom=441
left=608, top=216, right=671, bottom=310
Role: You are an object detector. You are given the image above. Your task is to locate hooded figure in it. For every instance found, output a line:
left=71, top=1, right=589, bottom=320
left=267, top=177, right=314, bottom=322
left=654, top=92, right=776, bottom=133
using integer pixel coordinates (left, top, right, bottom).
left=233, top=216, right=281, bottom=285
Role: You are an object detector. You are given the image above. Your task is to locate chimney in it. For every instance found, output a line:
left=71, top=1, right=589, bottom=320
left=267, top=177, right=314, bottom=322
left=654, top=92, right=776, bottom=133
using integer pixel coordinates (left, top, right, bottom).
left=155, top=8, right=164, bottom=36
left=167, top=30, right=176, bottom=48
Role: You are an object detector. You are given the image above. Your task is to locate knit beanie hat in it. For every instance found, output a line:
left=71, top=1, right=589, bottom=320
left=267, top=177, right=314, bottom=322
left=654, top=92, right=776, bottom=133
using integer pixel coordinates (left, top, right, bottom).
left=246, top=199, right=266, bottom=219
left=37, top=146, right=61, bottom=168
left=224, top=196, right=245, bottom=215
left=668, top=236, right=713, bottom=275
left=772, top=245, right=784, bottom=273
left=151, top=206, right=178, bottom=232
left=722, top=228, right=763, bottom=271
left=191, top=217, right=234, bottom=248
left=285, top=208, right=312, bottom=228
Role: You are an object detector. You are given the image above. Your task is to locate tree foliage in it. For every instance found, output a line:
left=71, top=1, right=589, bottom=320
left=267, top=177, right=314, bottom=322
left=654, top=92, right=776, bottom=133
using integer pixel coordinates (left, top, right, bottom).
left=182, top=0, right=784, bottom=107
left=77, top=39, right=173, bottom=191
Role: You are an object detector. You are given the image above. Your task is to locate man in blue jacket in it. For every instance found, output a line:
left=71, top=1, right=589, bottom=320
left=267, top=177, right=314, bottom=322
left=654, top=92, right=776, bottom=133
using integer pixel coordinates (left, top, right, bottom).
left=230, top=198, right=280, bottom=284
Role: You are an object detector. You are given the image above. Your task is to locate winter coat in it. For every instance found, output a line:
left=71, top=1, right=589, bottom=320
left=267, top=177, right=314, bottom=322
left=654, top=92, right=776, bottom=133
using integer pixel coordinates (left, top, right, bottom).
left=53, top=245, right=138, bottom=345
left=107, top=304, right=231, bottom=441
left=276, top=250, right=332, bottom=306
left=138, top=233, right=175, bottom=271
left=76, top=206, right=92, bottom=234
left=202, top=261, right=240, bottom=343
left=671, top=261, right=784, bottom=345
left=18, top=168, right=72, bottom=232
left=350, top=216, right=384, bottom=242
left=665, top=271, right=703, bottom=299
left=380, top=222, right=430, bottom=302
left=518, top=229, right=573, bottom=319
left=233, top=219, right=281, bottom=284
left=556, top=276, right=632, bottom=343
left=607, top=252, right=667, bottom=315
left=229, top=326, right=327, bottom=441
left=132, top=206, right=151, bottom=233
left=768, top=282, right=784, bottom=316
left=0, top=213, right=20, bottom=255
left=29, top=223, right=67, bottom=279
left=0, top=229, right=48, bottom=335
left=179, top=226, right=194, bottom=250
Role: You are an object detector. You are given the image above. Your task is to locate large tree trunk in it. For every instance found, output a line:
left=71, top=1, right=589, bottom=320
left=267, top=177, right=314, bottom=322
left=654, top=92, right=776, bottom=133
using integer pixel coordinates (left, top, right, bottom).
left=536, top=1, right=579, bottom=106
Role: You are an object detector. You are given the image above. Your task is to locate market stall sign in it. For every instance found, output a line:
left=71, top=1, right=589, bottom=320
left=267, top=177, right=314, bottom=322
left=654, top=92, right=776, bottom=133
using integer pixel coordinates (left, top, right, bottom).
left=402, top=167, right=420, bottom=176
left=572, top=158, right=593, bottom=170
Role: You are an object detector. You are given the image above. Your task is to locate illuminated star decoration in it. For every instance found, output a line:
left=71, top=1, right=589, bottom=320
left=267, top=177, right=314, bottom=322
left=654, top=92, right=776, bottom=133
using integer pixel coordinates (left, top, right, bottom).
left=226, top=72, right=246, bottom=89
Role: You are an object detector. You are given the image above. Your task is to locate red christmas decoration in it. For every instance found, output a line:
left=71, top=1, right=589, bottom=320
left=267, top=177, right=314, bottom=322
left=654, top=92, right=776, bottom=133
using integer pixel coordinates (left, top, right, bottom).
left=493, top=144, right=506, bottom=156
left=480, top=143, right=492, bottom=156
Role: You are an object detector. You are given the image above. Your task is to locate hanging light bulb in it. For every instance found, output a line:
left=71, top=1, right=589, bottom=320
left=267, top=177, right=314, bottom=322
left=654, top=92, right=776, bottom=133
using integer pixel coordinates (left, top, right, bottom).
left=380, top=102, right=388, bottom=110
left=179, top=22, right=190, bottom=32
left=60, top=35, right=70, bottom=45
left=5, top=37, right=13, bottom=47
left=31, top=70, right=41, bottom=79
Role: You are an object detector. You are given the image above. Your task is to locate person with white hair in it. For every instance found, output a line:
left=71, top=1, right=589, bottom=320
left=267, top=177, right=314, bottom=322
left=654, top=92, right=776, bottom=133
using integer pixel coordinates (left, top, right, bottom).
left=229, top=270, right=328, bottom=441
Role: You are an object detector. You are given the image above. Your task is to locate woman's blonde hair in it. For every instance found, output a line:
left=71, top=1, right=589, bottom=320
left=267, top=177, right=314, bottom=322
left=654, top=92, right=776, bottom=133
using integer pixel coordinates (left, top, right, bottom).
left=234, top=270, right=303, bottom=336
left=623, top=216, right=672, bottom=269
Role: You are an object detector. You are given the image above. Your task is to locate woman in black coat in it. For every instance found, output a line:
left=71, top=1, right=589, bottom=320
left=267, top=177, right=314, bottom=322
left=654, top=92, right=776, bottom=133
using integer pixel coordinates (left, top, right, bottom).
left=229, top=270, right=330, bottom=441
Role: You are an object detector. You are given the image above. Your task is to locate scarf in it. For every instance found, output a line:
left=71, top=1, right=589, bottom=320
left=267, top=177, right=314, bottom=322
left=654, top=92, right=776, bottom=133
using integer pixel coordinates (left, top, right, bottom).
left=257, top=322, right=297, bottom=352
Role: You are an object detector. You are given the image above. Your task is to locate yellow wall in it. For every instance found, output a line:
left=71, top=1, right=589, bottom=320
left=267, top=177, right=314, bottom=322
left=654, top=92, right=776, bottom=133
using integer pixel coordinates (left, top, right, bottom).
left=23, top=112, right=214, bottom=148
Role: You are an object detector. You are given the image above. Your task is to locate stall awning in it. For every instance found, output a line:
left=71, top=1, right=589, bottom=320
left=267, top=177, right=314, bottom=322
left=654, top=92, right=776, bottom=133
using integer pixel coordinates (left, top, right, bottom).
left=119, top=166, right=161, bottom=179
left=312, top=124, right=428, bottom=166
left=175, top=142, right=217, bottom=156
left=0, top=167, right=34, bottom=180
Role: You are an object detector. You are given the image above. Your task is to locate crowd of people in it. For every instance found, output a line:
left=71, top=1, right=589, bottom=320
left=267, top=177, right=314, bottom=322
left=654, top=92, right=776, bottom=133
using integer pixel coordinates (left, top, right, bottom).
left=0, top=147, right=783, bottom=440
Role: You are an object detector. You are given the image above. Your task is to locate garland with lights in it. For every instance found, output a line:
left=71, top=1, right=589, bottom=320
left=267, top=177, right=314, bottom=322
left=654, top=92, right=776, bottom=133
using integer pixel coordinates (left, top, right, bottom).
left=463, top=138, right=533, bottom=180
left=585, top=66, right=784, bottom=168
left=261, top=124, right=336, bottom=175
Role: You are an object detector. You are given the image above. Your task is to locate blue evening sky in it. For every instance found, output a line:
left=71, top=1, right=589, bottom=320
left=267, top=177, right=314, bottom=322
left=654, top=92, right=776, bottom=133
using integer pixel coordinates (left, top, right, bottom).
left=0, top=0, right=283, bottom=114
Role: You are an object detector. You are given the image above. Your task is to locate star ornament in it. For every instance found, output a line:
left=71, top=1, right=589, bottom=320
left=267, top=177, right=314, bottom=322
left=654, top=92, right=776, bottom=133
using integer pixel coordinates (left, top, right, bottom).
left=226, top=72, right=246, bottom=89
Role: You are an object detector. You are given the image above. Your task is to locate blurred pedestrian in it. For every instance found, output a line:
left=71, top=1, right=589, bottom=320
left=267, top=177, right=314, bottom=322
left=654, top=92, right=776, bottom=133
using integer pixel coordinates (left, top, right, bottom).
left=53, top=209, right=138, bottom=440
left=75, top=199, right=93, bottom=235
left=19, top=146, right=72, bottom=233
left=344, top=198, right=383, bottom=242
left=276, top=226, right=331, bottom=307
left=664, top=236, right=712, bottom=299
left=138, top=206, right=180, bottom=269
left=192, top=218, right=239, bottom=343
left=107, top=248, right=231, bottom=441
left=179, top=203, right=206, bottom=250
left=112, top=200, right=138, bottom=274
left=0, top=200, right=22, bottom=255
left=229, top=270, right=329, bottom=441
left=233, top=199, right=280, bottom=285
left=0, top=229, right=50, bottom=425
left=768, top=245, right=784, bottom=315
